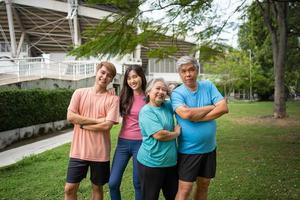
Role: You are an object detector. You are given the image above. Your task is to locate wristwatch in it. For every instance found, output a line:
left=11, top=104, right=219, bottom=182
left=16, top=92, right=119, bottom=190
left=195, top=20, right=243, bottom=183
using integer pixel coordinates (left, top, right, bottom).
left=80, top=124, right=84, bottom=129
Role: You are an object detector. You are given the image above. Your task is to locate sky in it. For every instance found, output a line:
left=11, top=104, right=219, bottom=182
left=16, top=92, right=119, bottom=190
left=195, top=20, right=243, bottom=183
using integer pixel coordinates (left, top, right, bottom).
left=211, top=0, right=252, bottom=48
left=140, top=0, right=253, bottom=48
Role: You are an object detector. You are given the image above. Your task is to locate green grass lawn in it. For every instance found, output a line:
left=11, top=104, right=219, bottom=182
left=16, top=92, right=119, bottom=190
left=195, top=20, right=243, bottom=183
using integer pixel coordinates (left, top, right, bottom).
left=0, top=101, right=299, bottom=200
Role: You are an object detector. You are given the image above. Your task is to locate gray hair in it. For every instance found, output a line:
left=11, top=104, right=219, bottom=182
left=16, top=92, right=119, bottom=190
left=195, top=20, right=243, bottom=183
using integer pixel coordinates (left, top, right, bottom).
left=145, top=78, right=169, bottom=103
left=176, top=56, right=200, bottom=71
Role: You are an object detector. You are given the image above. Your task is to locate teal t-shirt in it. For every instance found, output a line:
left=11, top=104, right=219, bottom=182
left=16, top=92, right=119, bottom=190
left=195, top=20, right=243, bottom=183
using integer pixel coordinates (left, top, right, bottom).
left=171, top=80, right=224, bottom=154
left=137, top=101, right=177, bottom=167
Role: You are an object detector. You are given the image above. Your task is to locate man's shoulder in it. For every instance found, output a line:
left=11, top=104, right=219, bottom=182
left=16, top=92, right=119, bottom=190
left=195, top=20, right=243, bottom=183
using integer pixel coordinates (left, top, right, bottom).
left=98, top=93, right=119, bottom=109
left=172, top=84, right=185, bottom=95
left=198, top=80, right=214, bottom=87
left=75, top=87, right=91, bottom=93
left=173, top=83, right=184, bottom=91
left=73, top=87, right=91, bottom=96
left=106, top=93, right=119, bottom=101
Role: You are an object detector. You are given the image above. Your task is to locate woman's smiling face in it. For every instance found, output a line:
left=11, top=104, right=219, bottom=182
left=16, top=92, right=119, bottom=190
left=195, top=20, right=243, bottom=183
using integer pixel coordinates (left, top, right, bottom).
left=127, top=70, right=142, bottom=92
left=148, top=80, right=168, bottom=107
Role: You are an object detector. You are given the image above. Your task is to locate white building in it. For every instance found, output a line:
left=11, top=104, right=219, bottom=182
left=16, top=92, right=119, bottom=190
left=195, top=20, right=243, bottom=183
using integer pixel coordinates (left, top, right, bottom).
left=0, top=0, right=198, bottom=88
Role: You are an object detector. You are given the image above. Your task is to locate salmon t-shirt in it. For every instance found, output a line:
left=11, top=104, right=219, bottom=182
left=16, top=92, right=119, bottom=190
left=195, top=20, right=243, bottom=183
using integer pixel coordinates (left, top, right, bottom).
left=68, top=87, right=119, bottom=162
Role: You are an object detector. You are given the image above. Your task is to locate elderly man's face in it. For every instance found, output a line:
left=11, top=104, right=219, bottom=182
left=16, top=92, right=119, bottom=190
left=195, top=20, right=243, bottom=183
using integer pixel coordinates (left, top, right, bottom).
left=179, top=63, right=198, bottom=89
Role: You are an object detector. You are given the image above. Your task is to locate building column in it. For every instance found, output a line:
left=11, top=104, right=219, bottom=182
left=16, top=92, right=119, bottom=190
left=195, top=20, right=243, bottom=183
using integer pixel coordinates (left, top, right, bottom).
left=73, top=14, right=81, bottom=46
left=5, top=0, right=17, bottom=58
left=68, top=0, right=81, bottom=47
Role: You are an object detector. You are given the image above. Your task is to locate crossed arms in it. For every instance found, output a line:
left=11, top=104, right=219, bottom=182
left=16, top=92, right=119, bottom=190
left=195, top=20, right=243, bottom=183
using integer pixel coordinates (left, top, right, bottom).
left=175, top=99, right=229, bottom=122
left=67, top=110, right=114, bottom=132
left=152, top=124, right=181, bottom=141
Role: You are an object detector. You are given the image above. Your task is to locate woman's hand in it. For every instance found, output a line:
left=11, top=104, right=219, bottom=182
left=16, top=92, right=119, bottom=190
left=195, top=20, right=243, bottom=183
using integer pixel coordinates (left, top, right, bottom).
left=174, top=124, right=181, bottom=136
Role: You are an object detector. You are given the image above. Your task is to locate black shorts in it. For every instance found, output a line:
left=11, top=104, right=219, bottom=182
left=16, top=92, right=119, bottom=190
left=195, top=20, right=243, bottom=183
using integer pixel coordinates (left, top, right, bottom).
left=66, top=158, right=110, bottom=186
left=137, top=161, right=178, bottom=200
left=178, top=149, right=216, bottom=182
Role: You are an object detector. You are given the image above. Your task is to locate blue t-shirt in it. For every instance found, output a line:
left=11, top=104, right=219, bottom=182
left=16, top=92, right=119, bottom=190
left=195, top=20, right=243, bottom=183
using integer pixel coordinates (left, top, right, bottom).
left=137, top=101, right=177, bottom=167
left=171, top=80, right=224, bottom=154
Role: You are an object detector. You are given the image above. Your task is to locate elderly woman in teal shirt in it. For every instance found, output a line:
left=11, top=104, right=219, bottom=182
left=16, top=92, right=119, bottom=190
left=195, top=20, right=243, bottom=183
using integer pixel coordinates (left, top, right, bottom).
left=137, top=78, right=181, bottom=200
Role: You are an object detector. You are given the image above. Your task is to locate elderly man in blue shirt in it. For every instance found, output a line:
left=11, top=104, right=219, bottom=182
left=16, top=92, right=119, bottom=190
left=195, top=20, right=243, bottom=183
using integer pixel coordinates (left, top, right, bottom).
left=171, top=56, right=229, bottom=200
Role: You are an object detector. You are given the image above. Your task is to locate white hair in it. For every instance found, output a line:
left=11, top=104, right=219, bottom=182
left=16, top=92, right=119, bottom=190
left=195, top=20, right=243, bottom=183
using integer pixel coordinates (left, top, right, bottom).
left=145, top=78, right=169, bottom=103
left=176, top=56, right=200, bottom=71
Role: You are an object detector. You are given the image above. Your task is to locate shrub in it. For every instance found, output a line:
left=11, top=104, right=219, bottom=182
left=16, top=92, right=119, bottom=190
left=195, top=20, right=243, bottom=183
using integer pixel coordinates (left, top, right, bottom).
left=0, top=88, right=73, bottom=131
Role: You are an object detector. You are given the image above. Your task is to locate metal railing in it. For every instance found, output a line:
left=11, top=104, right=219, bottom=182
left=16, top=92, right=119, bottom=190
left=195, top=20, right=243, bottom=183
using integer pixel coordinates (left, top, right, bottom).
left=0, top=57, right=98, bottom=85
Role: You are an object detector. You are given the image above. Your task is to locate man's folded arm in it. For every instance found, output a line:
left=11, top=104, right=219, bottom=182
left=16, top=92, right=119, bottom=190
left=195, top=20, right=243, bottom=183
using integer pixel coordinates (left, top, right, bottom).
left=82, top=121, right=115, bottom=132
left=175, top=105, right=215, bottom=121
left=197, top=99, right=229, bottom=121
left=67, top=110, right=105, bottom=125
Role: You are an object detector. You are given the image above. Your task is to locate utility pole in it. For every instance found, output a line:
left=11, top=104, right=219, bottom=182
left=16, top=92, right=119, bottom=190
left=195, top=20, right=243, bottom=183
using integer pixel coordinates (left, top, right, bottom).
left=248, top=49, right=253, bottom=101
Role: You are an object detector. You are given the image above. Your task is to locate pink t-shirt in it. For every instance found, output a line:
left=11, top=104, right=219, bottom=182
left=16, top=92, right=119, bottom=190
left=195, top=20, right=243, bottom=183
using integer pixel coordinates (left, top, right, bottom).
left=68, top=87, right=119, bottom=162
left=119, top=94, right=145, bottom=140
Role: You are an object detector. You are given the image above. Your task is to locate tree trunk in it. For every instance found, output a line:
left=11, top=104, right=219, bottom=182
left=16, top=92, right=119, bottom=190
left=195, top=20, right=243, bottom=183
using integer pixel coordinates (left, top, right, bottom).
left=258, top=1, right=288, bottom=118
left=273, top=2, right=288, bottom=118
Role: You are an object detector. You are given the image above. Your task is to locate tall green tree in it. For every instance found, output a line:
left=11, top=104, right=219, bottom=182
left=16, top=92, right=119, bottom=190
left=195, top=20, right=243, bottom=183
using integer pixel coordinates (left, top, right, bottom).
left=238, top=3, right=274, bottom=100
left=239, top=1, right=300, bottom=114
left=285, top=2, right=300, bottom=100
left=255, top=1, right=289, bottom=118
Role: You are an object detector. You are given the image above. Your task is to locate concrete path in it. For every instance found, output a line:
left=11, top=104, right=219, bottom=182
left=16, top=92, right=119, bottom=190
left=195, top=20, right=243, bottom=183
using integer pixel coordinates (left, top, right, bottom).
left=0, top=131, right=73, bottom=167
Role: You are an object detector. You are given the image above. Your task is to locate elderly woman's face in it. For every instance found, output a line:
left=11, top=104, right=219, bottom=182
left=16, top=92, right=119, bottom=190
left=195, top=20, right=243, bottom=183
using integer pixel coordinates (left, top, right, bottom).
left=148, top=81, right=168, bottom=107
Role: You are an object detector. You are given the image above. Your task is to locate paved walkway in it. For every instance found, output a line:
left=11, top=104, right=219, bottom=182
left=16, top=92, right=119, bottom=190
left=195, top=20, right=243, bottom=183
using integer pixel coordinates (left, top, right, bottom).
left=0, top=131, right=73, bottom=167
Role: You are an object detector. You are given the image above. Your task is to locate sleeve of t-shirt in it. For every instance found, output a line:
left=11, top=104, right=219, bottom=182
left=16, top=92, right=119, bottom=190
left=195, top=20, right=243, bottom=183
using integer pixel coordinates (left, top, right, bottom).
left=208, top=81, right=224, bottom=104
left=139, top=108, right=163, bottom=137
left=67, top=89, right=81, bottom=114
left=171, top=90, right=185, bottom=112
left=106, top=96, right=120, bottom=124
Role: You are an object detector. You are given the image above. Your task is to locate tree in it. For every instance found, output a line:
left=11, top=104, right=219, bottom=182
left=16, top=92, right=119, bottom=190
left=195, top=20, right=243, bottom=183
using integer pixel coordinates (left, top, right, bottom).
left=285, top=2, right=300, bottom=100
left=254, top=1, right=289, bottom=118
left=239, top=2, right=300, bottom=102
left=203, top=49, right=270, bottom=100
left=71, top=0, right=293, bottom=118
left=203, top=50, right=250, bottom=98
left=238, top=3, right=275, bottom=100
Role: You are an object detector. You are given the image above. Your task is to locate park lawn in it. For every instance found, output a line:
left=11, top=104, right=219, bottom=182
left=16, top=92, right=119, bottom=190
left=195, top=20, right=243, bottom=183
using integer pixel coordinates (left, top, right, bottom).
left=0, top=101, right=299, bottom=200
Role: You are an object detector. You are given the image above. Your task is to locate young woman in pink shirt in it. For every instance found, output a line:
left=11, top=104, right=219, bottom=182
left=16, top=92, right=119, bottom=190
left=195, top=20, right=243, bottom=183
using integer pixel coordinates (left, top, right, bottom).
left=109, top=65, right=147, bottom=200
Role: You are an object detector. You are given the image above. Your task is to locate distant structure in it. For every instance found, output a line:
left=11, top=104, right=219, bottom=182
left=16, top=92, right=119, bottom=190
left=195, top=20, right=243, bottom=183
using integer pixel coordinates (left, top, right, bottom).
left=0, top=0, right=127, bottom=58
left=0, top=0, right=197, bottom=88
left=140, top=37, right=198, bottom=82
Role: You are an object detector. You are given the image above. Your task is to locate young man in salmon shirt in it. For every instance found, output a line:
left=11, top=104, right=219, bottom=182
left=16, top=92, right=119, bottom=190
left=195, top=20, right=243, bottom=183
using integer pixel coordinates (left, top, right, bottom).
left=64, top=61, right=119, bottom=200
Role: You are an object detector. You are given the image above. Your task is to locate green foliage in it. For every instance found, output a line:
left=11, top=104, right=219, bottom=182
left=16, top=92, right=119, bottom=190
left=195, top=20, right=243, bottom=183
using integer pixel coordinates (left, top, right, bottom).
left=0, top=89, right=73, bottom=131
left=70, top=12, right=175, bottom=58
left=199, top=42, right=228, bottom=62
left=203, top=49, right=271, bottom=99
left=70, top=0, right=235, bottom=59
left=0, top=102, right=300, bottom=199
left=238, top=3, right=274, bottom=98
left=146, top=46, right=178, bottom=58
left=70, top=15, right=138, bottom=58
left=238, top=2, right=300, bottom=99
left=285, top=3, right=300, bottom=97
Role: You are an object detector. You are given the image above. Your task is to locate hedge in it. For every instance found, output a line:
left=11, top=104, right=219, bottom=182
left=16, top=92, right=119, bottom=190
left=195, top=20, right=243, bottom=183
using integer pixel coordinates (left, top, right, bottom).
left=0, top=88, right=74, bottom=132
